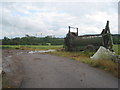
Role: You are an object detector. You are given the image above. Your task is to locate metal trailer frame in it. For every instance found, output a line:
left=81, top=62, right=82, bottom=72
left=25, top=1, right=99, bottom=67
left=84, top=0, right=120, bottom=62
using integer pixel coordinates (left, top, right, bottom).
left=64, top=21, right=113, bottom=51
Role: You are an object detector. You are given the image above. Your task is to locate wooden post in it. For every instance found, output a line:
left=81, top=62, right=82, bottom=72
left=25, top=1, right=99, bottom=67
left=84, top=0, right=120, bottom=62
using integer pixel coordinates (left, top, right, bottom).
left=68, top=26, right=70, bottom=33
left=105, top=21, right=113, bottom=51
left=77, top=28, right=78, bottom=36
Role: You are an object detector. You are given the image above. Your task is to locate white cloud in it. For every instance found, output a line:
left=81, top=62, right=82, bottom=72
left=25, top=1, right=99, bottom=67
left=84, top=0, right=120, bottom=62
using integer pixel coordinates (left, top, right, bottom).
left=1, top=2, right=118, bottom=39
left=1, top=3, right=77, bottom=38
left=85, top=11, right=118, bottom=34
left=1, top=0, right=119, bottom=2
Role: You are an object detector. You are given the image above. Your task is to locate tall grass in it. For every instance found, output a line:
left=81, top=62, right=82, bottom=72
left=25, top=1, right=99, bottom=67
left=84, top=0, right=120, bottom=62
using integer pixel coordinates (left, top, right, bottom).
left=48, top=51, right=119, bottom=78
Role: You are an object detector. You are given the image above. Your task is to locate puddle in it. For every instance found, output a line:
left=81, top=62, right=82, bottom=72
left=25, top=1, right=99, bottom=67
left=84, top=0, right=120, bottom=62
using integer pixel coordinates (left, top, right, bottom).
left=28, top=49, right=56, bottom=54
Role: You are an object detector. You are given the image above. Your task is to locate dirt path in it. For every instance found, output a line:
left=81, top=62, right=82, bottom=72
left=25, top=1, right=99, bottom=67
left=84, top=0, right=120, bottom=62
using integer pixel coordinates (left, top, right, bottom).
left=16, top=52, right=118, bottom=88
left=2, top=50, right=118, bottom=88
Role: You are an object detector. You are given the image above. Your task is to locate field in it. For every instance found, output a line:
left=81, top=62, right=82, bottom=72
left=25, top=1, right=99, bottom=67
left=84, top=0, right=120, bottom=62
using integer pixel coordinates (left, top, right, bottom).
left=1, top=44, right=119, bottom=55
left=1, top=45, right=63, bottom=50
left=113, top=44, right=120, bottom=55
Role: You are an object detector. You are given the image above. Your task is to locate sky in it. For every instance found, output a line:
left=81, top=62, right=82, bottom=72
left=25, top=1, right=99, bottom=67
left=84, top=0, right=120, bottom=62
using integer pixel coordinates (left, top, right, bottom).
left=0, top=0, right=119, bottom=38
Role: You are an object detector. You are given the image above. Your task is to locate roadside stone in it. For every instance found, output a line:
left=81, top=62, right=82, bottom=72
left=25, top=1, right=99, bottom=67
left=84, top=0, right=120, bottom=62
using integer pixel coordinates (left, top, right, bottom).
left=90, top=46, right=115, bottom=60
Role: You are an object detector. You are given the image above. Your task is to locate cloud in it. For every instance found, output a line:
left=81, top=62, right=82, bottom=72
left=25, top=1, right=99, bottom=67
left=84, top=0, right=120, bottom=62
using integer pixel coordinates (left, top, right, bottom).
left=1, top=0, right=119, bottom=2
left=1, top=3, right=77, bottom=38
left=85, top=11, right=118, bottom=34
left=1, top=2, right=118, bottom=39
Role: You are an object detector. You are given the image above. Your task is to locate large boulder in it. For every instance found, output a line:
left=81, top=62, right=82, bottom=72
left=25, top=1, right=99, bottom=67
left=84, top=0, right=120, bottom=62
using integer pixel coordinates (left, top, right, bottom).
left=90, top=46, right=115, bottom=60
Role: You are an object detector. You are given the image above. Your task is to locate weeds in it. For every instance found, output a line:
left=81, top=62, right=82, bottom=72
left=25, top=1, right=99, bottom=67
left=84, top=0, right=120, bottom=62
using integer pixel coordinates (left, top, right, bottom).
left=48, top=51, right=119, bottom=78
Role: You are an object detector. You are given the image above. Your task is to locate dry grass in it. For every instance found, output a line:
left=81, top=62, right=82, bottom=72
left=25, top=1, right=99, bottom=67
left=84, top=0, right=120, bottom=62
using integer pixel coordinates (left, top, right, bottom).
left=48, top=51, right=119, bottom=78
left=95, top=60, right=118, bottom=77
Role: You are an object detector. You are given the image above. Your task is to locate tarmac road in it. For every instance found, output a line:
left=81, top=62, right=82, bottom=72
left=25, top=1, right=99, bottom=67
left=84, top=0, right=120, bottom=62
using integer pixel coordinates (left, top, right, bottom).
left=17, top=52, right=119, bottom=88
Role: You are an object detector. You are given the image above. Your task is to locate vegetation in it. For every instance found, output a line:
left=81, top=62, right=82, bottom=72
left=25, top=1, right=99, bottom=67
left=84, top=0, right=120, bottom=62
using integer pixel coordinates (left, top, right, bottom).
left=1, top=34, right=119, bottom=78
left=113, top=44, right=120, bottom=55
left=1, top=34, right=119, bottom=45
left=47, top=51, right=119, bottom=78
left=2, top=35, right=64, bottom=45
left=1, top=45, right=63, bottom=50
left=112, top=34, right=120, bottom=44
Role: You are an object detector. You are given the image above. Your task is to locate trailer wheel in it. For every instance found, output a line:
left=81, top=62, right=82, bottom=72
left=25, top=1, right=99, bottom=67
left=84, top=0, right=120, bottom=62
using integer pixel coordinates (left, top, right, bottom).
left=85, top=45, right=95, bottom=51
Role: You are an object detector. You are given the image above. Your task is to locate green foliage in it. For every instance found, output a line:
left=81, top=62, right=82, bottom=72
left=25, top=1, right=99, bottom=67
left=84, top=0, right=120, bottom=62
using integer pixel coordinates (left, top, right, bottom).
left=112, top=34, right=120, bottom=44
left=2, top=36, right=64, bottom=45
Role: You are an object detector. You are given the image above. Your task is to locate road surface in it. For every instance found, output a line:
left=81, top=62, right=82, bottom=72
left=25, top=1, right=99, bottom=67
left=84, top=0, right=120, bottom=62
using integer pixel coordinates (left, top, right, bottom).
left=2, top=50, right=118, bottom=88
left=17, top=52, right=118, bottom=88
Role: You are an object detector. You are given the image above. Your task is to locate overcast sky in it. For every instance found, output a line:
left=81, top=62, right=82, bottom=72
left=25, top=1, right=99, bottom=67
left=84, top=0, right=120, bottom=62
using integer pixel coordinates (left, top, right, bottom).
left=0, top=0, right=119, bottom=38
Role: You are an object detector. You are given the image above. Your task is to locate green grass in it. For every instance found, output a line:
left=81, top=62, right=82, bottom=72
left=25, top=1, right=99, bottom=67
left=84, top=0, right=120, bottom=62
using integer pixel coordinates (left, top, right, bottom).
left=1, top=45, right=63, bottom=50
left=113, top=44, right=120, bottom=55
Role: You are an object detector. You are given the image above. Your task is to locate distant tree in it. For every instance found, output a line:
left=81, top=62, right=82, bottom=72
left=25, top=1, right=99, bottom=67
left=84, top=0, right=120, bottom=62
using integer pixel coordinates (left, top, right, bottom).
left=2, top=36, right=64, bottom=45
left=3, top=36, right=10, bottom=40
left=25, top=34, right=30, bottom=37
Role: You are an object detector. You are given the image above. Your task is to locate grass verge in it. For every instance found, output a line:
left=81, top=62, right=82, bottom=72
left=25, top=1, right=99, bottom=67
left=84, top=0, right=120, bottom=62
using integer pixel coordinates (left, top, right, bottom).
left=47, top=51, right=119, bottom=78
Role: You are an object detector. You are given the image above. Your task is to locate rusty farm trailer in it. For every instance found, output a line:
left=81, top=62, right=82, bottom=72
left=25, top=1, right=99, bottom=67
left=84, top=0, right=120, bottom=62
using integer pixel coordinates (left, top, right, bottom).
left=64, top=21, right=113, bottom=51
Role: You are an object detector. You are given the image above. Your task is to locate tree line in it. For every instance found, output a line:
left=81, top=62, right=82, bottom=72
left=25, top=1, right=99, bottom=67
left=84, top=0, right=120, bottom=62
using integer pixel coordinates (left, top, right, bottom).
left=2, top=35, right=64, bottom=45
left=112, top=34, right=120, bottom=44
left=1, top=34, right=120, bottom=45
